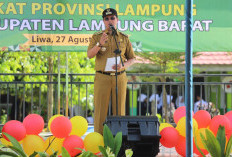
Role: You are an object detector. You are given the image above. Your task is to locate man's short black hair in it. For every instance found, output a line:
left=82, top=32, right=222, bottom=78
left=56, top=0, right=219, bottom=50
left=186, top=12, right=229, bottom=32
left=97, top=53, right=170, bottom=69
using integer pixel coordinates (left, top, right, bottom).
left=102, top=8, right=118, bottom=18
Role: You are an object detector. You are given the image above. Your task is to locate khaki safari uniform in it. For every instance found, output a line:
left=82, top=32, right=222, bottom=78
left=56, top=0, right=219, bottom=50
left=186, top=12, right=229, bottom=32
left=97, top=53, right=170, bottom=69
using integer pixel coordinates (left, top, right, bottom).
left=88, top=29, right=135, bottom=134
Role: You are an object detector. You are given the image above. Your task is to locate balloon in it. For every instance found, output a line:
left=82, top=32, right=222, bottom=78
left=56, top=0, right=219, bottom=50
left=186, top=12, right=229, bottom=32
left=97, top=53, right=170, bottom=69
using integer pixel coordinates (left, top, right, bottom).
left=193, top=110, right=211, bottom=128
left=50, top=116, right=72, bottom=138
left=225, top=111, right=232, bottom=145
left=84, top=132, right=104, bottom=154
left=159, top=123, right=173, bottom=133
left=23, top=114, right=44, bottom=135
left=63, top=135, right=84, bottom=157
left=70, top=116, right=88, bottom=137
left=22, top=135, right=45, bottom=156
left=225, top=111, right=232, bottom=119
left=160, top=127, right=179, bottom=148
left=226, top=129, right=232, bottom=140
left=175, top=135, right=186, bottom=157
left=195, top=128, right=213, bottom=149
left=44, top=136, right=64, bottom=156
left=2, top=120, right=26, bottom=141
left=0, top=138, right=23, bottom=146
left=0, top=138, right=12, bottom=146
left=48, top=114, right=64, bottom=131
left=174, top=106, right=186, bottom=124
left=209, top=115, right=231, bottom=136
left=176, top=117, right=198, bottom=137
left=174, top=106, right=194, bottom=124
left=225, top=111, right=232, bottom=129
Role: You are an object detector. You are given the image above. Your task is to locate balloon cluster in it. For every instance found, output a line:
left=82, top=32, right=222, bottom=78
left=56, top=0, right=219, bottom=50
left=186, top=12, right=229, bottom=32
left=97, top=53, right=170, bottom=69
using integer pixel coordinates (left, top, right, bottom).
left=160, top=107, right=232, bottom=157
left=1, top=114, right=104, bottom=157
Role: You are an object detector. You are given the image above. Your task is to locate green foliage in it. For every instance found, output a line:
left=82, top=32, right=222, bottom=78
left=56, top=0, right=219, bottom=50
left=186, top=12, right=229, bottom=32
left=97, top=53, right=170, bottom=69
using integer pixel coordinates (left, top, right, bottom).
left=113, top=132, right=122, bottom=156
left=0, top=110, right=7, bottom=124
left=61, top=147, right=71, bottom=157
left=3, top=133, right=25, bottom=156
left=1, top=133, right=26, bottom=157
left=133, top=52, right=202, bottom=83
left=197, top=126, right=232, bottom=157
left=0, top=151, right=18, bottom=157
left=102, top=124, right=122, bottom=157
left=135, top=52, right=185, bottom=73
left=225, top=134, right=232, bottom=157
left=0, top=51, right=95, bottom=119
left=80, top=124, right=132, bottom=157
left=98, top=146, right=108, bottom=157
left=217, top=126, right=226, bottom=157
left=103, top=124, right=115, bottom=151
left=80, top=149, right=98, bottom=157
left=0, top=133, right=69, bottom=157
left=98, top=124, right=133, bottom=157
left=125, top=149, right=133, bottom=157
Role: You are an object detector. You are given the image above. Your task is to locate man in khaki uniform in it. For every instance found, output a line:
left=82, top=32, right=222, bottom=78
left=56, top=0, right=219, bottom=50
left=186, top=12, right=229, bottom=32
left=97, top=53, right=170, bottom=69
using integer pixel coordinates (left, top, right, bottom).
left=87, top=8, right=136, bottom=134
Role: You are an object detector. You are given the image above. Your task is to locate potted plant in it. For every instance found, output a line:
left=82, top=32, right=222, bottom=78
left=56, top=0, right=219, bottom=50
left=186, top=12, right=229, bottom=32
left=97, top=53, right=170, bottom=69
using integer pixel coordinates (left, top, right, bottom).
left=196, top=125, right=232, bottom=157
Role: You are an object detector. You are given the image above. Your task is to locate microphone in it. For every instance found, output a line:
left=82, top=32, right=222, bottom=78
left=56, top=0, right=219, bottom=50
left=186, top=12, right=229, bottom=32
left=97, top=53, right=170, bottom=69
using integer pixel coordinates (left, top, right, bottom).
left=109, top=24, right=116, bottom=33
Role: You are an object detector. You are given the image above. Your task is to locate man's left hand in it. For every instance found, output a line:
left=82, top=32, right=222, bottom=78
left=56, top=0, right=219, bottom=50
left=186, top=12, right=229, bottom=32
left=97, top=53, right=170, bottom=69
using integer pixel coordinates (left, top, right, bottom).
left=112, top=64, right=123, bottom=70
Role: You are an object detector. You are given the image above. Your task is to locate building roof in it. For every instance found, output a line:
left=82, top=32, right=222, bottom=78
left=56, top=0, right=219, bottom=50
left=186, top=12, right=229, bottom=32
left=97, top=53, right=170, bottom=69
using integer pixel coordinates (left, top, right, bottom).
left=133, top=52, right=232, bottom=72
left=136, top=52, right=232, bottom=65
left=189, top=52, right=232, bottom=65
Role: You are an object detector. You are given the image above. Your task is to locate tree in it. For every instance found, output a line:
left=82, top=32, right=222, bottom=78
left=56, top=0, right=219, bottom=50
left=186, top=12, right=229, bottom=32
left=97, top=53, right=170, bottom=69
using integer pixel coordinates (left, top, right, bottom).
left=0, top=51, right=95, bottom=122
left=135, top=52, right=185, bottom=122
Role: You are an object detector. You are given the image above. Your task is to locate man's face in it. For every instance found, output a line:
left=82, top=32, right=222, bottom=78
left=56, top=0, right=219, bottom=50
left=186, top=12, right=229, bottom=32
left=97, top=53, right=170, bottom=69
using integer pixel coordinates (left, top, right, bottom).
left=103, top=15, right=118, bottom=30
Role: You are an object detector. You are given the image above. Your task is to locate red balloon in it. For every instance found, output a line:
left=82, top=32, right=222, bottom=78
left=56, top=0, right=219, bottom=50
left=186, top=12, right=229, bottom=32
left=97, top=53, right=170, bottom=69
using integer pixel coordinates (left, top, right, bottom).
left=175, top=135, right=186, bottom=157
left=193, top=110, right=211, bottom=128
left=63, top=135, right=84, bottom=157
left=2, top=120, right=26, bottom=141
left=174, top=106, right=194, bottom=124
left=225, top=111, right=232, bottom=126
left=50, top=116, right=72, bottom=138
left=193, top=141, right=209, bottom=156
left=226, top=129, right=232, bottom=140
left=160, top=127, right=179, bottom=148
left=225, top=111, right=232, bottom=139
left=209, top=115, right=231, bottom=136
left=23, top=114, right=44, bottom=135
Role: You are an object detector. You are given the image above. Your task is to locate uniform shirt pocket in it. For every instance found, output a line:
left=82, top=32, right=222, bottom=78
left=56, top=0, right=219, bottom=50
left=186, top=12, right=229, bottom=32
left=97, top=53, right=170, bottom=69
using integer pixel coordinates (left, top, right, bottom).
left=98, top=44, right=109, bottom=55
left=119, top=43, right=126, bottom=55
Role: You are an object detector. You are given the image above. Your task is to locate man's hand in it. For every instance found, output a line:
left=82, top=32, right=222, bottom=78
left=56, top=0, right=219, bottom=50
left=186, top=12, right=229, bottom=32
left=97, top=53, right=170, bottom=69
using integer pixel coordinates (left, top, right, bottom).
left=99, top=32, right=108, bottom=46
left=112, top=64, right=123, bottom=70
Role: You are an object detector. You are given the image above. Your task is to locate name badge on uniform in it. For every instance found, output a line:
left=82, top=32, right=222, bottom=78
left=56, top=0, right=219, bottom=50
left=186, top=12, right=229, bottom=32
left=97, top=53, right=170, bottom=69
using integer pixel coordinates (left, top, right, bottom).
left=101, top=47, right=106, bottom=51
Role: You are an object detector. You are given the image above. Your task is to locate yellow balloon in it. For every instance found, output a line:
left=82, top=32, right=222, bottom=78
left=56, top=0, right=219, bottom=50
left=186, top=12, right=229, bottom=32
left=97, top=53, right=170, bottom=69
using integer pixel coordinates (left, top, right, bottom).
left=44, top=136, right=64, bottom=155
left=0, top=138, right=12, bottom=146
left=159, top=123, right=173, bottom=133
left=195, top=128, right=212, bottom=149
left=48, top=115, right=63, bottom=131
left=70, top=116, right=88, bottom=137
left=22, top=135, right=44, bottom=156
left=84, top=132, right=104, bottom=154
left=0, top=138, right=23, bottom=146
left=176, top=117, right=198, bottom=137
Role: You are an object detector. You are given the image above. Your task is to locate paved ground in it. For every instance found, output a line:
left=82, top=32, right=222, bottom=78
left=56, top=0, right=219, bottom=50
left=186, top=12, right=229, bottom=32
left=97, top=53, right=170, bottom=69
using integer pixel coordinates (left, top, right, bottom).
left=157, top=147, right=180, bottom=157
left=156, top=146, right=214, bottom=157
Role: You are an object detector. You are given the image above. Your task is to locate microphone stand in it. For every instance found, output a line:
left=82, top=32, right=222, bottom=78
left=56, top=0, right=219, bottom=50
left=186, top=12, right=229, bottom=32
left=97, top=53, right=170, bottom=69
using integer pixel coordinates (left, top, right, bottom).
left=111, top=29, right=124, bottom=116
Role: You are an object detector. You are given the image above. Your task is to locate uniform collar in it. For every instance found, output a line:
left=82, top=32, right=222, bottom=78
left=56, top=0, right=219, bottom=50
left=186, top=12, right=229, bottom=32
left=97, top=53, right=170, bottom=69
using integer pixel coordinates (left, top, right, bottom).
left=104, top=29, right=119, bottom=36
